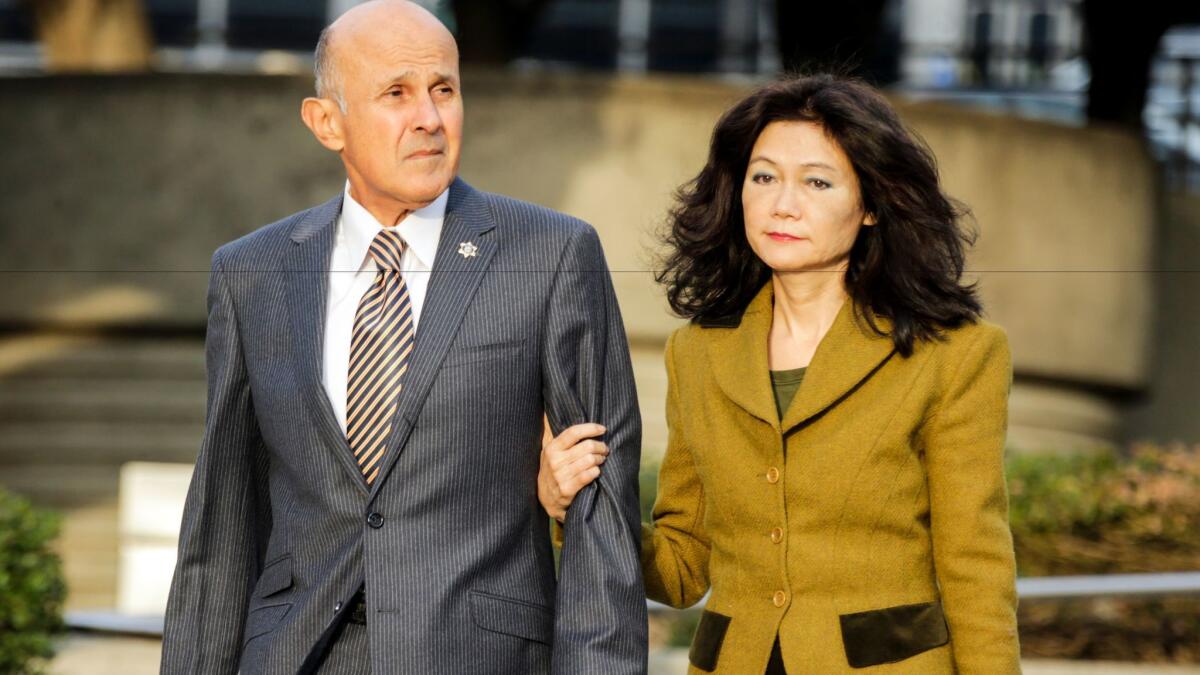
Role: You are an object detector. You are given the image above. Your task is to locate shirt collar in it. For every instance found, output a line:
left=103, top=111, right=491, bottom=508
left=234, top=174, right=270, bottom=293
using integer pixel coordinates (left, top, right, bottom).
left=341, top=182, right=448, bottom=271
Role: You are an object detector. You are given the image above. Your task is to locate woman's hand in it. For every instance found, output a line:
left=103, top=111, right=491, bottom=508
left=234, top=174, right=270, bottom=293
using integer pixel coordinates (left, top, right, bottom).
left=538, top=417, right=609, bottom=522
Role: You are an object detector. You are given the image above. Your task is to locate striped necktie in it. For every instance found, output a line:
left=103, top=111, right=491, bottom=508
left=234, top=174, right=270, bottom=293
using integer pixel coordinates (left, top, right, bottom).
left=346, top=229, right=415, bottom=484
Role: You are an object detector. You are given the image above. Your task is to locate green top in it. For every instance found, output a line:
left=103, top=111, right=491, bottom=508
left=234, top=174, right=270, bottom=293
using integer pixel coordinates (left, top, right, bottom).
left=769, top=367, right=807, bottom=420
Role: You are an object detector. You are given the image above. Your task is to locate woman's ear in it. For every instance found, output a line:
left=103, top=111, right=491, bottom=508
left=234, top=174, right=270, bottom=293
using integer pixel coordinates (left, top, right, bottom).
left=863, top=212, right=878, bottom=227
left=300, top=97, right=346, bottom=152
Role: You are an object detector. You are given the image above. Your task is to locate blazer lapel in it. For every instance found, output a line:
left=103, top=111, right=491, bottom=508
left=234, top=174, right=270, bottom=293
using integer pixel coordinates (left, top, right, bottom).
left=706, top=284, right=780, bottom=430
left=705, top=282, right=898, bottom=434
left=780, top=298, right=896, bottom=433
left=367, top=178, right=498, bottom=500
left=284, top=193, right=371, bottom=495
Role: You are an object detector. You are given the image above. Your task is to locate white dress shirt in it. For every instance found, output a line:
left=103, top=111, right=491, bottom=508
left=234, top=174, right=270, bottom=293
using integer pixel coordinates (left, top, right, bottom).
left=322, top=183, right=448, bottom=435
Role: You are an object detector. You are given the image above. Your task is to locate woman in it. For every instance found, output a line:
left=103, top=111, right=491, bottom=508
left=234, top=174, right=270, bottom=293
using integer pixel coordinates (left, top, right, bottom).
left=539, top=74, right=1020, bottom=674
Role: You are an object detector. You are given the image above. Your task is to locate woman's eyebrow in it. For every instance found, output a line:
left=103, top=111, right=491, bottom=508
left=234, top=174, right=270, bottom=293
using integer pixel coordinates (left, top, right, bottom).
left=748, top=156, right=837, bottom=172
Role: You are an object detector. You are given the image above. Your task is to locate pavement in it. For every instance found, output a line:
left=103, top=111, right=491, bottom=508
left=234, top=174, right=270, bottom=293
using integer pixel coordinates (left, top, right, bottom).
left=48, top=633, right=1200, bottom=674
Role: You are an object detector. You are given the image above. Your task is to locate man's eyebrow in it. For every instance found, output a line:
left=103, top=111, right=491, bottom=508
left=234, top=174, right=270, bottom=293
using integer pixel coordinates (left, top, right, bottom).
left=380, top=71, right=459, bottom=87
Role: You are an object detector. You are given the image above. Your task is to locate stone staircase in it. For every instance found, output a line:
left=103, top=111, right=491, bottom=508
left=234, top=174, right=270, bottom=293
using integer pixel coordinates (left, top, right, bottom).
left=0, top=332, right=206, bottom=610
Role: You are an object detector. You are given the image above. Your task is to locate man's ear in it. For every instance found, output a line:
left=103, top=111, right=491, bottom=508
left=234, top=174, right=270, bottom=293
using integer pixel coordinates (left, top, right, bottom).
left=301, top=97, right=345, bottom=152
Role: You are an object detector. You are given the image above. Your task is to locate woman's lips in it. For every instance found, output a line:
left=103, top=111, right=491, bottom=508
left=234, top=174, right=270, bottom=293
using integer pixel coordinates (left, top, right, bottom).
left=766, top=232, right=805, bottom=242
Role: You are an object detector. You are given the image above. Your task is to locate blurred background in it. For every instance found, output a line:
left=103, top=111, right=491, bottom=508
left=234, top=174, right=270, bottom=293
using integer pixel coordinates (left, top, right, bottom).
left=0, top=0, right=1199, bottom=673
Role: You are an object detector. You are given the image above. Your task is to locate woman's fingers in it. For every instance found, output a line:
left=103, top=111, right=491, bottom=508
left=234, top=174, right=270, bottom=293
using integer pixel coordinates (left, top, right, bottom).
left=538, top=419, right=608, bottom=516
left=554, top=444, right=606, bottom=498
left=553, top=439, right=609, bottom=476
left=544, top=422, right=607, bottom=456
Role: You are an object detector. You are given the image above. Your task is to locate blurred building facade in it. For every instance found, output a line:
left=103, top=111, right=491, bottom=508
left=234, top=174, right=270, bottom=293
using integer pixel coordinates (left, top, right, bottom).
left=0, top=0, right=1198, bottom=613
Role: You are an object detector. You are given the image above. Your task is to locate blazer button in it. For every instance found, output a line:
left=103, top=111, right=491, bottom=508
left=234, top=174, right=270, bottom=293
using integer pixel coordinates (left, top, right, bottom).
left=334, top=601, right=343, bottom=613
left=766, top=467, right=780, bottom=484
left=770, top=527, right=784, bottom=544
left=773, top=590, right=787, bottom=608
left=366, top=512, right=385, bottom=529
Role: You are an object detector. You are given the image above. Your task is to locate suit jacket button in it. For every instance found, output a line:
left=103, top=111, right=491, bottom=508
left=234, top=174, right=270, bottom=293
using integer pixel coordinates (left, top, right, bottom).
left=366, top=512, right=385, bottom=529
left=334, top=601, right=343, bottom=613
left=766, top=467, right=780, bottom=484
left=770, top=527, right=784, bottom=544
left=773, top=590, right=787, bottom=607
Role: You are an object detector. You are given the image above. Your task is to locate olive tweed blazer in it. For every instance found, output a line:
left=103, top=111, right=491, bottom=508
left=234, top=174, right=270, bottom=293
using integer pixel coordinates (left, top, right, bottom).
left=644, top=282, right=1020, bottom=674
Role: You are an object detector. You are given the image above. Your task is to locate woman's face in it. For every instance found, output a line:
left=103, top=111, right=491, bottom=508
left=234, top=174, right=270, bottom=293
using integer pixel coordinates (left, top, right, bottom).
left=741, top=120, right=875, bottom=274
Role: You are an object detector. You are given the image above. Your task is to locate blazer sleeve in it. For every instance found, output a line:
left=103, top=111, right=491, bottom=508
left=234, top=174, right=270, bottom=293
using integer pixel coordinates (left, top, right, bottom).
left=641, top=330, right=712, bottom=609
left=541, top=225, right=647, bottom=675
left=920, top=324, right=1021, bottom=674
left=160, top=250, right=272, bottom=675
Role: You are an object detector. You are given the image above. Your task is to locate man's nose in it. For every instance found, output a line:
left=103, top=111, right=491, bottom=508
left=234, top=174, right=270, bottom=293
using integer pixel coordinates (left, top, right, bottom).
left=411, top=93, right=443, bottom=134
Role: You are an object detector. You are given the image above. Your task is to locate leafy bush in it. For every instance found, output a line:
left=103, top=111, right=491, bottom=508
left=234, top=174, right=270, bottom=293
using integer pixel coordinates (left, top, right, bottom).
left=1009, top=443, right=1200, bottom=661
left=0, top=487, right=66, bottom=675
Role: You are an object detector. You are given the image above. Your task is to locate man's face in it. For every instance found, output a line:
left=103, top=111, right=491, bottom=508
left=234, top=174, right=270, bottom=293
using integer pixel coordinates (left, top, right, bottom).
left=336, top=27, right=463, bottom=212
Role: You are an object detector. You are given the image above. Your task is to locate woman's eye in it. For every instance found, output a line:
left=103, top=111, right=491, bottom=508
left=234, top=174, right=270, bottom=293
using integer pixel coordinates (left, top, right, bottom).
left=808, top=178, right=831, bottom=189
left=752, top=173, right=774, bottom=185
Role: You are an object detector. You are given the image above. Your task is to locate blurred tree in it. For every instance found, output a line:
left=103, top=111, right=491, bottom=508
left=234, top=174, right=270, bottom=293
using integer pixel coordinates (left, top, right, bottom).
left=775, top=0, right=899, bottom=85
left=25, top=0, right=153, bottom=71
left=451, top=0, right=553, bottom=65
left=1083, top=1, right=1200, bottom=129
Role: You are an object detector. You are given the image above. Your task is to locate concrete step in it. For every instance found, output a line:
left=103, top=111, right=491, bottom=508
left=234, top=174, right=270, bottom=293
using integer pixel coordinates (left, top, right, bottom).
left=55, top=500, right=120, bottom=612
left=0, top=379, right=205, bottom=423
left=1, top=463, right=120, bottom=504
left=0, top=335, right=205, bottom=381
left=0, top=422, right=202, bottom=465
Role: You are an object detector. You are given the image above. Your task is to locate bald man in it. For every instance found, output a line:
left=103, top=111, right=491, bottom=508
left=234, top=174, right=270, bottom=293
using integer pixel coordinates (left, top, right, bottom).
left=159, top=2, right=647, bottom=673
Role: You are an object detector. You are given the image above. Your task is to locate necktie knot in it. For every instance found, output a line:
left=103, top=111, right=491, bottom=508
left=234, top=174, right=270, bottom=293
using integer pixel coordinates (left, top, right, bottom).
left=369, top=229, right=406, bottom=271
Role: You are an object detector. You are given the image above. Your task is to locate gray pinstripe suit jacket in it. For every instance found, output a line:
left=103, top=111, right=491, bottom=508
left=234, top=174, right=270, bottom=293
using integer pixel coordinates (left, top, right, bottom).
left=160, top=179, right=648, bottom=674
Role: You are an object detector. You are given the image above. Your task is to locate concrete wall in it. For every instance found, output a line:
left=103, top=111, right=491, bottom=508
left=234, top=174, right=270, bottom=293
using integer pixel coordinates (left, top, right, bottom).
left=0, top=71, right=1167, bottom=456
left=1125, top=191, right=1200, bottom=444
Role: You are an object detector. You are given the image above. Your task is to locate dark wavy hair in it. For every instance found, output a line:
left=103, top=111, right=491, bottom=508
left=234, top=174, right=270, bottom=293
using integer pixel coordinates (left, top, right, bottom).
left=657, top=73, right=981, bottom=356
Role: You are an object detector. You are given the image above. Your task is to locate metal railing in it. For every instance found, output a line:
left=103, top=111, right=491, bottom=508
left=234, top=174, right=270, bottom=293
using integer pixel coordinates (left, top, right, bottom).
left=61, top=571, right=1200, bottom=638
left=647, top=571, right=1200, bottom=613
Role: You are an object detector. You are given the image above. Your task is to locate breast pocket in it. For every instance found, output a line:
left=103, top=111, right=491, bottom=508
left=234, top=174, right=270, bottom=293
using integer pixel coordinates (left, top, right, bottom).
left=442, top=338, right=527, bottom=370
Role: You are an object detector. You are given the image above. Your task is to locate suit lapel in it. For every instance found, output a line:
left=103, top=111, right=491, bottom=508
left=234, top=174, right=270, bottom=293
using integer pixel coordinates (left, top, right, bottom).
left=284, top=194, right=371, bottom=495
left=705, top=282, right=898, bottom=434
left=368, top=178, right=498, bottom=500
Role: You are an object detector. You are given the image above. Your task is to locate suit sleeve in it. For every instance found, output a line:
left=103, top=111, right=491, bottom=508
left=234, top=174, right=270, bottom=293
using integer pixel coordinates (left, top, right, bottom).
left=160, top=250, right=272, bottom=675
left=542, top=225, right=647, bottom=675
left=921, top=325, right=1021, bottom=674
left=641, top=330, right=712, bottom=609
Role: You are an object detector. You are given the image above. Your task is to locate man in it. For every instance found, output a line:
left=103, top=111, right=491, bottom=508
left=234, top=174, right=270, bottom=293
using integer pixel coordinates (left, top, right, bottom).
left=159, top=2, right=647, bottom=673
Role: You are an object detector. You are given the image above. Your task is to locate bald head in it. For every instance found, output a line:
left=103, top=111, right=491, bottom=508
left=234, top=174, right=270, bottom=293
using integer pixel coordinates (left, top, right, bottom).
left=314, top=0, right=457, bottom=110
left=301, top=0, right=463, bottom=225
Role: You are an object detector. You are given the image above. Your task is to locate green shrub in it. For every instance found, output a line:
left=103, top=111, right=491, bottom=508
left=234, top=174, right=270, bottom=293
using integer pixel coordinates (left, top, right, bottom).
left=1008, top=443, right=1200, bottom=662
left=0, top=487, right=66, bottom=675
